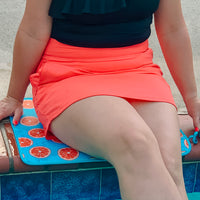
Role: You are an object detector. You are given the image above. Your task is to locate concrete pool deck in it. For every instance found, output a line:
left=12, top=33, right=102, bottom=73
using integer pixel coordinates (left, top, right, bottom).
left=0, top=0, right=200, bottom=113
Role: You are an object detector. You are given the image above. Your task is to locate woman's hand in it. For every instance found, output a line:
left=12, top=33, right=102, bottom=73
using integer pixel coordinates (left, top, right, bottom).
left=185, top=97, right=200, bottom=130
left=0, top=96, right=23, bottom=125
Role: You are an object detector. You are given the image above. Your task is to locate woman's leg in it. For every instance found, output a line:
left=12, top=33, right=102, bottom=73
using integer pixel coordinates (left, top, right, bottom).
left=50, top=96, right=182, bottom=200
left=131, top=101, right=188, bottom=200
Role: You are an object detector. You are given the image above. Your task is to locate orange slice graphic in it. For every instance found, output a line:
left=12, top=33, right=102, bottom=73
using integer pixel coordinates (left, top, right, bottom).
left=20, top=116, right=39, bottom=126
left=58, top=147, right=79, bottom=160
left=23, top=100, right=34, bottom=109
left=30, top=146, right=51, bottom=158
left=19, top=137, right=33, bottom=147
left=184, top=139, right=189, bottom=149
left=28, top=128, right=45, bottom=138
left=51, top=137, right=63, bottom=144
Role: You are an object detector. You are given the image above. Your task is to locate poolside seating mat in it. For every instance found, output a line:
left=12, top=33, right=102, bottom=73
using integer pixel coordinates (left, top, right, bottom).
left=10, top=98, right=191, bottom=166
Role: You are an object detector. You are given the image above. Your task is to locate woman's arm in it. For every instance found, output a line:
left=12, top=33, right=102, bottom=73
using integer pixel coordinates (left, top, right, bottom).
left=0, top=0, right=52, bottom=122
left=154, top=0, right=200, bottom=128
left=8, top=0, right=52, bottom=102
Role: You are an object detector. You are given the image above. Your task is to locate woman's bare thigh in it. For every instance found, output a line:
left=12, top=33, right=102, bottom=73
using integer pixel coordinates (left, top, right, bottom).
left=50, top=96, right=156, bottom=161
left=130, top=101, right=181, bottom=161
left=130, top=101, right=184, bottom=185
left=50, top=97, right=186, bottom=199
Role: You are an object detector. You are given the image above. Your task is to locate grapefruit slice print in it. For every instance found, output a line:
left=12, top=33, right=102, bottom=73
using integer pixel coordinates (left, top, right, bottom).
left=30, top=146, right=51, bottom=158
left=58, top=147, right=79, bottom=160
left=180, top=132, right=183, bottom=137
left=28, top=128, right=45, bottom=138
left=18, top=137, right=33, bottom=147
left=23, top=100, right=34, bottom=109
left=184, top=139, right=189, bottom=149
left=20, top=116, right=39, bottom=126
left=51, top=137, right=63, bottom=143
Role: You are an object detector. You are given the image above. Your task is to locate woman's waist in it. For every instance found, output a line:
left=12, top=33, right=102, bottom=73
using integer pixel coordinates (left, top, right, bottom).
left=43, top=38, right=150, bottom=62
left=37, top=38, right=162, bottom=76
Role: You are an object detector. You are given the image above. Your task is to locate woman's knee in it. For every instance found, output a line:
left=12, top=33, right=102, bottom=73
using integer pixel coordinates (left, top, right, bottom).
left=105, top=125, right=159, bottom=163
left=162, top=152, right=184, bottom=186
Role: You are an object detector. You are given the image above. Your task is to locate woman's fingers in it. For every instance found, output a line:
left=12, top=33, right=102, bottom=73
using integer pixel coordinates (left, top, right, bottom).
left=193, top=115, right=200, bottom=130
left=185, top=97, right=200, bottom=130
left=13, top=106, right=23, bottom=125
left=0, top=97, right=23, bottom=123
left=0, top=101, right=11, bottom=120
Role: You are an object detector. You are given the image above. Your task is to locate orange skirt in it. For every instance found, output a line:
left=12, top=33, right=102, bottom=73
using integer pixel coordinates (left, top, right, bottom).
left=30, top=38, right=175, bottom=139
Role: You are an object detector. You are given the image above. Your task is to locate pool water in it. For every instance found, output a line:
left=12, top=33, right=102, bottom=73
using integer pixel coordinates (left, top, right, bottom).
left=188, top=192, right=200, bottom=200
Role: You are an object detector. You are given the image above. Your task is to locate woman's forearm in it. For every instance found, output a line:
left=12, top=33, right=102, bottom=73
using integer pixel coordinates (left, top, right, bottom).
left=7, top=27, right=50, bottom=102
left=156, top=25, right=197, bottom=105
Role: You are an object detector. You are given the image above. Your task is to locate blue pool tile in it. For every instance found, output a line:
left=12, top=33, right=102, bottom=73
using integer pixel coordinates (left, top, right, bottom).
left=1, top=173, right=50, bottom=200
left=183, top=163, right=197, bottom=193
left=52, top=170, right=100, bottom=200
left=100, top=168, right=121, bottom=200
left=194, top=163, right=200, bottom=192
left=187, top=192, right=200, bottom=199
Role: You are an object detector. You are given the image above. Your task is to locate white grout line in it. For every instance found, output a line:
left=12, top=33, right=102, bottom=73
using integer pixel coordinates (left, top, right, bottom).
left=192, top=163, right=198, bottom=192
left=0, top=176, right=1, bottom=200
left=99, top=169, right=102, bottom=200
left=50, top=172, right=53, bottom=200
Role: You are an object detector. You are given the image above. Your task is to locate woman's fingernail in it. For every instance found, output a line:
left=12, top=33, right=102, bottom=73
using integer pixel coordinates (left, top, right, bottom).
left=195, top=127, right=199, bottom=132
left=13, top=121, right=18, bottom=126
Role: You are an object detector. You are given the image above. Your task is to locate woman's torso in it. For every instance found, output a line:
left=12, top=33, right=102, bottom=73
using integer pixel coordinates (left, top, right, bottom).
left=49, top=0, right=160, bottom=47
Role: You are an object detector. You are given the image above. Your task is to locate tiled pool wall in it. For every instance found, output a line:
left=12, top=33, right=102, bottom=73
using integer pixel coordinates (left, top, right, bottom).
left=0, top=162, right=200, bottom=200
left=183, top=162, right=200, bottom=193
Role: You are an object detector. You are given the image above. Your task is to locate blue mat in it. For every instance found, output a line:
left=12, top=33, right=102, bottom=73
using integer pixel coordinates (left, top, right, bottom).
left=10, top=98, right=104, bottom=165
left=10, top=98, right=191, bottom=166
left=180, top=129, right=192, bottom=156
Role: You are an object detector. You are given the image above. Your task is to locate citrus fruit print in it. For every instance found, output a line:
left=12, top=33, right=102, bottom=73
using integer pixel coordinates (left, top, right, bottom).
left=28, top=128, right=45, bottom=138
left=20, top=116, right=39, bottom=126
left=18, top=137, right=33, bottom=147
left=180, top=132, right=183, bottom=137
left=51, top=137, right=63, bottom=144
left=184, top=139, right=189, bottom=149
left=23, top=100, right=34, bottom=109
left=30, top=146, right=51, bottom=158
left=58, top=147, right=79, bottom=160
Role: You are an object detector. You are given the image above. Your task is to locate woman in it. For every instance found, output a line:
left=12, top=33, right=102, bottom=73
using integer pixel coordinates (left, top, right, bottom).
left=0, top=0, right=199, bottom=199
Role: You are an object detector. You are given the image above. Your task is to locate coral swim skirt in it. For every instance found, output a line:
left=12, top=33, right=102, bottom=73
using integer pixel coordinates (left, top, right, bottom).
left=30, top=38, right=175, bottom=139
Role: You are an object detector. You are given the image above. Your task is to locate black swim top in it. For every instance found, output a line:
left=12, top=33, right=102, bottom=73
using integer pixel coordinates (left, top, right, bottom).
left=49, top=0, right=160, bottom=48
